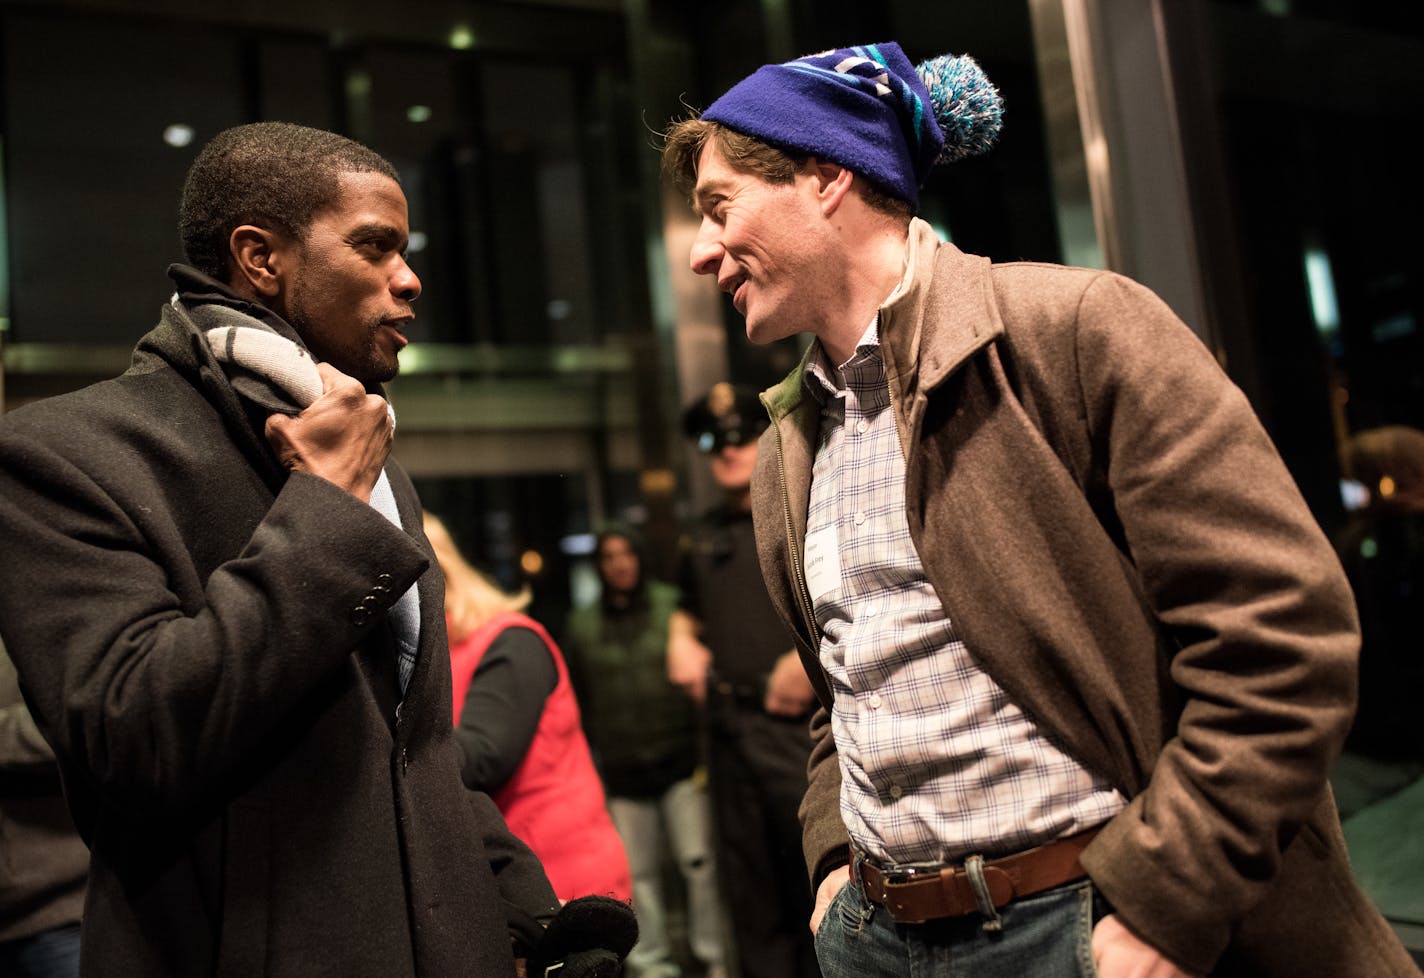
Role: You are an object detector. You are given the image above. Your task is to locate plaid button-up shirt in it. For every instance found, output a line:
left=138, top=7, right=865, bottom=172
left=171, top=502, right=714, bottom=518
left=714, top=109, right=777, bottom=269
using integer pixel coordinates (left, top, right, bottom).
left=803, top=320, right=1125, bottom=866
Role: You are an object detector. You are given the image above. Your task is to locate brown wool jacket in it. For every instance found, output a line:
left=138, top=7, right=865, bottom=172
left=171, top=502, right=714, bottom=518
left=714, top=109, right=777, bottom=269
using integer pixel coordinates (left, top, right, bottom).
left=751, top=219, right=1418, bottom=977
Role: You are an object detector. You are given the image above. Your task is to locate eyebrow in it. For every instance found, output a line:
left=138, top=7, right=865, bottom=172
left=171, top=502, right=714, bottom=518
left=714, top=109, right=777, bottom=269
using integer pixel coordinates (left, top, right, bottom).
left=691, top=180, right=728, bottom=212
left=346, top=222, right=408, bottom=248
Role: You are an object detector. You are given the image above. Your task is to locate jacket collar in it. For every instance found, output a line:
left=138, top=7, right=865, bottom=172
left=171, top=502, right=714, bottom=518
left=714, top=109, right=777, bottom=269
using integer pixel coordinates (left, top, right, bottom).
left=880, top=219, right=1003, bottom=398
left=134, top=264, right=307, bottom=393
left=130, top=269, right=290, bottom=491
left=166, top=263, right=307, bottom=348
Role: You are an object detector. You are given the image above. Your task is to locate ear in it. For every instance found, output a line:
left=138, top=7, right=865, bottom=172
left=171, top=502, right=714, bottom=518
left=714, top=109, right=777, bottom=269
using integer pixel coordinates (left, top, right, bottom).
left=809, top=159, right=855, bottom=216
left=227, top=225, right=289, bottom=299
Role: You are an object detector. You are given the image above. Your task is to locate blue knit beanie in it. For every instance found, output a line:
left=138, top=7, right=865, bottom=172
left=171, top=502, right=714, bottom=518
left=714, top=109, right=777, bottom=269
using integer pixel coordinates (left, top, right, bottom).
left=702, top=42, right=1003, bottom=209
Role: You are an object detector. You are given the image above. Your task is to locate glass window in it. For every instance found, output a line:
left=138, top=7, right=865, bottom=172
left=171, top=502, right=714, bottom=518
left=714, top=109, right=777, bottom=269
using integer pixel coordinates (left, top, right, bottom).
left=2, top=10, right=244, bottom=343
left=1192, top=1, right=1424, bottom=957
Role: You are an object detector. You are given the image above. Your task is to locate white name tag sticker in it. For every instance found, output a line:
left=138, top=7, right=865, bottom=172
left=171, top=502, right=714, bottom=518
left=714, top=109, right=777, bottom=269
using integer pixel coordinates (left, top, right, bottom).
left=803, top=523, right=843, bottom=603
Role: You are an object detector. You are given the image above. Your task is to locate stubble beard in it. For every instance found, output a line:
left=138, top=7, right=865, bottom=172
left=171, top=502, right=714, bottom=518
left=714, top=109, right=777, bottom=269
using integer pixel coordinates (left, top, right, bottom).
left=287, top=299, right=396, bottom=386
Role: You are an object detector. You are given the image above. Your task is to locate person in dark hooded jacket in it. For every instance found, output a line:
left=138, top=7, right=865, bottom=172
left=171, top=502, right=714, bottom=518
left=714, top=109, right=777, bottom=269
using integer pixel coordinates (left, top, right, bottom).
left=564, top=526, right=725, bottom=978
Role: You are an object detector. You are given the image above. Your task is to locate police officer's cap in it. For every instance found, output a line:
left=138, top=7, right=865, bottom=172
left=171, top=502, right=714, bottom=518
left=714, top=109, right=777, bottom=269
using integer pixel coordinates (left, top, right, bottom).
left=682, top=382, right=768, bottom=455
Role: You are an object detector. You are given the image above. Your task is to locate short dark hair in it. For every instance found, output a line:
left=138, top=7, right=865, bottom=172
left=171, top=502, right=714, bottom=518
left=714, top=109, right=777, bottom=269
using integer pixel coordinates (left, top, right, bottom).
left=178, top=122, right=400, bottom=280
left=661, top=117, right=912, bottom=221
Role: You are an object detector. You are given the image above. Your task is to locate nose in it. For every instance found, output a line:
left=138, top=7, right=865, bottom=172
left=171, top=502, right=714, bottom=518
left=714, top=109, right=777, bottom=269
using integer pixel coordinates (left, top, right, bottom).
left=392, top=256, right=422, bottom=302
left=689, top=219, right=722, bottom=277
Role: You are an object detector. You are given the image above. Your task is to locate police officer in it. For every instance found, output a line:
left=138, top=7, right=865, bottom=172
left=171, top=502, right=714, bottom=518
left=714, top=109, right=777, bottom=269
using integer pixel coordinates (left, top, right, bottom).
left=669, top=382, right=821, bottom=978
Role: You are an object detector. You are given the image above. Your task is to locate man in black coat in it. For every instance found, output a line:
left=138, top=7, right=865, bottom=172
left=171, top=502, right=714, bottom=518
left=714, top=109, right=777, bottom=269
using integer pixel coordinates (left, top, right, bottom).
left=0, top=123, right=559, bottom=977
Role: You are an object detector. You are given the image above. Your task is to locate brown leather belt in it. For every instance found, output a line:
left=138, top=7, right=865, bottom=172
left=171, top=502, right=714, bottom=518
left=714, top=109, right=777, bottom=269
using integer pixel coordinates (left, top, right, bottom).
left=852, top=827, right=1101, bottom=924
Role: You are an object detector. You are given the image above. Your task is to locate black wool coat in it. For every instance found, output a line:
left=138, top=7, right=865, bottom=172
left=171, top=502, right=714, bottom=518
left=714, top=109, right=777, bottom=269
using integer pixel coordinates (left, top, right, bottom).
left=0, top=291, right=557, bottom=977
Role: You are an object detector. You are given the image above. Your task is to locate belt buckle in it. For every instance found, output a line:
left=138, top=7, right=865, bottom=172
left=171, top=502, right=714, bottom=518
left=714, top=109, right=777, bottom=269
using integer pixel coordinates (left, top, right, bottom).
left=883, top=864, right=929, bottom=887
left=855, top=850, right=946, bottom=925
left=879, top=862, right=941, bottom=925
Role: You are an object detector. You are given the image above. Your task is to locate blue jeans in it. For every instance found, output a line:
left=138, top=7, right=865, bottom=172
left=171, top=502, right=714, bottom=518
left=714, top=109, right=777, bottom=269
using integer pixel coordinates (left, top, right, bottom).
left=0, top=923, right=82, bottom=978
left=815, top=877, right=1106, bottom=978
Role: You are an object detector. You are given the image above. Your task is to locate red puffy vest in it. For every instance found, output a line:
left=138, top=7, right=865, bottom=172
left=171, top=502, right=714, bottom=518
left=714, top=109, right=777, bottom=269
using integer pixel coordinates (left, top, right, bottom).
left=449, top=612, right=631, bottom=902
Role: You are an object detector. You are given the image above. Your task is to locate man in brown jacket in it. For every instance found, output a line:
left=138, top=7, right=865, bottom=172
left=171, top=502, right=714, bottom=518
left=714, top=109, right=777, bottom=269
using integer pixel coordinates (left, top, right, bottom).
left=661, top=41, right=1419, bottom=978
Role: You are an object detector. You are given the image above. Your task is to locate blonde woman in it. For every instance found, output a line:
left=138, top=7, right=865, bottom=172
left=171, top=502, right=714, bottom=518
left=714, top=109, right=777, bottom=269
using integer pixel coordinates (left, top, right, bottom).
left=424, top=512, right=631, bottom=904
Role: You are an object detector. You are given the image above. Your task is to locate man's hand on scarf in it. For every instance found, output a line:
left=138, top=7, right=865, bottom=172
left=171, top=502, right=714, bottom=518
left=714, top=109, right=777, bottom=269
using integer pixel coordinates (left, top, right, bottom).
left=265, top=363, right=392, bottom=503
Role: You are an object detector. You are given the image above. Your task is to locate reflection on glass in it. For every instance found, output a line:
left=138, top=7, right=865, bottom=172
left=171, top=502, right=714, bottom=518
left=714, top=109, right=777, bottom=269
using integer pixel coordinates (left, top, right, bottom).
left=1335, top=426, right=1424, bottom=770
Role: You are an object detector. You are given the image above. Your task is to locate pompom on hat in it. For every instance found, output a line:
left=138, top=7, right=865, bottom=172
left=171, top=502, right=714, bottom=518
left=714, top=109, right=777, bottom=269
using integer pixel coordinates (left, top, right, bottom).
left=702, top=41, right=1003, bottom=209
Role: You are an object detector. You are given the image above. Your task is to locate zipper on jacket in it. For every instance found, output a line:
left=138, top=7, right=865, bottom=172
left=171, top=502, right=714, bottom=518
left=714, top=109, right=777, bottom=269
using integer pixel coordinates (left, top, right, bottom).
left=773, top=418, right=820, bottom=651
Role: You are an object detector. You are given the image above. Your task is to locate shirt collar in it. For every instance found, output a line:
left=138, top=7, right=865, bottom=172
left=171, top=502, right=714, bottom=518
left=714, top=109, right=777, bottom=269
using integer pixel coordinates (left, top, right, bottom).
left=803, top=265, right=907, bottom=404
